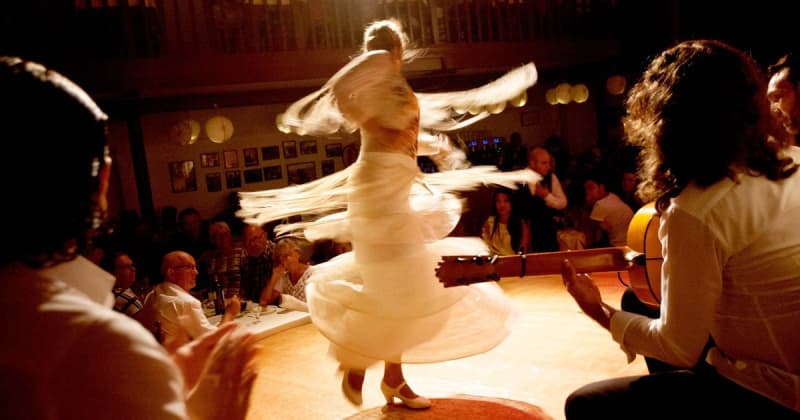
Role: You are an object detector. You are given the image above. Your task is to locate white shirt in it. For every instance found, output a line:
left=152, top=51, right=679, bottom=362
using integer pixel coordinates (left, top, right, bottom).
left=610, top=146, right=800, bottom=412
left=589, top=192, right=634, bottom=246
left=0, top=256, right=186, bottom=419
left=528, top=172, right=567, bottom=210
left=140, top=282, right=217, bottom=342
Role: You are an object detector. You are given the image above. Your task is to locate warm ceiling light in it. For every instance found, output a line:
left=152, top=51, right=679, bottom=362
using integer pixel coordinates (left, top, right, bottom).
left=555, top=83, right=572, bottom=104
left=545, top=88, right=558, bottom=105
left=606, top=75, right=626, bottom=95
left=570, top=84, right=589, bottom=103
left=206, top=115, right=234, bottom=143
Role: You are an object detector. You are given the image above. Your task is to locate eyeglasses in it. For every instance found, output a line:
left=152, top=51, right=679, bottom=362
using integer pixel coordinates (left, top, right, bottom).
left=172, top=265, right=198, bottom=272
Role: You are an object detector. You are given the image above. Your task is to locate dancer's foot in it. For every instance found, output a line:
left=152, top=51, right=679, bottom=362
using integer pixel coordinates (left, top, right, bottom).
left=380, top=379, right=431, bottom=409
left=340, top=368, right=365, bottom=406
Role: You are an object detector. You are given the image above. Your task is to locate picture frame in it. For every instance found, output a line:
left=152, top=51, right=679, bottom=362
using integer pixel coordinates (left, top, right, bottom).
left=325, top=142, right=343, bottom=157
left=225, top=170, right=242, bottom=189
left=286, top=161, right=316, bottom=185
left=200, top=152, right=220, bottom=168
left=243, top=147, right=259, bottom=167
left=283, top=140, right=298, bottom=159
left=321, top=159, right=335, bottom=176
left=263, top=165, right=282, bottom=180
left=244, top=168, right=264, bottom=184
left=261, top=145, right=280, bottom=161
left=168, top=160, right=197, bottom=193
left=205, top=172, right=222, bottom=192
left=300, top=140, right=318, bottom=155
left=223, top=149, right=239, bottom=169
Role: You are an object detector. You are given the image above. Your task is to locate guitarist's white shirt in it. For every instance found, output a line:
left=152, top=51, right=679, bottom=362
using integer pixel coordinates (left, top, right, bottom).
left=611, top=145, right=800, bottom=412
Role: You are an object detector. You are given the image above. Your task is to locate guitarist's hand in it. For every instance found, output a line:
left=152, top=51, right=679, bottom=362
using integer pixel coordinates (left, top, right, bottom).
left=561, top=259, right=614, bottom=330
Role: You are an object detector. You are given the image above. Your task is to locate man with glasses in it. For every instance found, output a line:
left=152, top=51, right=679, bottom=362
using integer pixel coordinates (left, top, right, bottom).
left=110, top=252, right=144, bottom=317
left=139, top=251, right=241, bottom=346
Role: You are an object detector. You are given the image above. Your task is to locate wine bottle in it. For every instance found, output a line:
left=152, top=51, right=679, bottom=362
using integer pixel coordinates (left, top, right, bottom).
left=213, top=276, right=225, bottom=315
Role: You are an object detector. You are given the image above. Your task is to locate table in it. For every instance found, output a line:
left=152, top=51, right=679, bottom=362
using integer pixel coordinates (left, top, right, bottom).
left=207, top=305, right=311, bottom=341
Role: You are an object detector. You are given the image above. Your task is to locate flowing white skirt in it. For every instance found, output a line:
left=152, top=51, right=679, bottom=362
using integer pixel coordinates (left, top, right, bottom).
left=304, top=152, right=522, bottom=368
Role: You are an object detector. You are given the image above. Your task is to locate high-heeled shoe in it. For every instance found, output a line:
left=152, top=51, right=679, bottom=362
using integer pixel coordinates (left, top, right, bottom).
left=341, top=369, right=364, bottom=406
left=380, top=380, right=431, bottom=409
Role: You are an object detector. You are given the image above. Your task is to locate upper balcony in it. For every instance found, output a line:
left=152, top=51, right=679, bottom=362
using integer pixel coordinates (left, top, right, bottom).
left=4, top=0, right=678, bottom=110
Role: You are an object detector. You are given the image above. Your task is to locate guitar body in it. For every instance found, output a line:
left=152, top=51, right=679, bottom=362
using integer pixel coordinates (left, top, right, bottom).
left=625, top=202, right=662, bottom=309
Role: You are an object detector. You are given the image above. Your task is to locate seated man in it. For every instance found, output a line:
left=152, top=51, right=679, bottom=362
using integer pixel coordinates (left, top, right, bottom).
left=583, top=171, right=634, bottom=247
left=241, top=224, right=275, bottom=302
left=139, top=250, right=240, bottom=344
left=110, top=252, right=143, bottom=318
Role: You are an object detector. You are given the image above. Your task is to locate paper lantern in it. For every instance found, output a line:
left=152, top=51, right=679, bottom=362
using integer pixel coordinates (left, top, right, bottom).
left=509, top=90, right=528, bottom=107
left=606, top=75, right=626, bottom=95
left=487, top=101, right=507, bottom=114
left=555, top=83, right=572, bottom=104
left=188, top=119, right=200, bottom=144
left=206, top=115, right=234, bottom=143
left=545, top=88, right=558, bottom=105
left=570, top=84, right=590, bottom=103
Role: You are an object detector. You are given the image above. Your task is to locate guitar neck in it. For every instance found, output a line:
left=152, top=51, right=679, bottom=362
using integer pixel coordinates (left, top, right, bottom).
left=492, top=247, right=641, bottom=278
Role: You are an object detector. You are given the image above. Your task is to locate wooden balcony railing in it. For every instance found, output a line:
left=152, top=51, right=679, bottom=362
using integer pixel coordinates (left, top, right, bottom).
left=62, top=0, right=625, bottom=59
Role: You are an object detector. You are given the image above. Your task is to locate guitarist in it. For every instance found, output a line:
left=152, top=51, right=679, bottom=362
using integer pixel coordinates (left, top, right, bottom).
left=561, top=40, right=800, bottom=419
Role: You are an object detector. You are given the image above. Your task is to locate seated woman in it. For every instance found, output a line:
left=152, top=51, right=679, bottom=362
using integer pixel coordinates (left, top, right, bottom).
left=260, top=237, right=311, bottom=311
left=481, top=187, right=530, bottom=255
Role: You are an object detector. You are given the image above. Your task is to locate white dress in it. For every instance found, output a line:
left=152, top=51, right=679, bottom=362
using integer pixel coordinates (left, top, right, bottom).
left=239, top=51, right=539, bottom=368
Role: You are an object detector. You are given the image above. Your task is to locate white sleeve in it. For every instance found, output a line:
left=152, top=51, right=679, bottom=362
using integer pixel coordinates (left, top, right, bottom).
left=54, top=316, right=187, bottom=419
left=179, top=300, right=217, bottom=339
left=610, top=207, right=722, bottom=367
left=544, top=174, right=568, bottom=209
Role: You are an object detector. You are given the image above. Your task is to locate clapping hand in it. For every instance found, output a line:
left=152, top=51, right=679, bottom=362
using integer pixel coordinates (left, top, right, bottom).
left=182, top=324, right=261, bottom=420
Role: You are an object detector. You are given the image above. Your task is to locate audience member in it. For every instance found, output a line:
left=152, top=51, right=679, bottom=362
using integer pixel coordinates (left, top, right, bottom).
left=522, top=146, right=567, bottom=252
left=0, top=56, right=258, bottom=420
left=582, top=171, right=634, bottom=247
left=260, top=237, right=311, bottom=312
left=497, top=131, right=528, bottom=171
left=138, top=250, right=241, bottom=345
left=561, top=40, right=800, bottom=419
left=767, top=51, right=800, bottom=144
left=481, top=187, right=530, bottom=255
left=241, top=224, right=275, bottom=302
left=201, top=221, right=246, bottom=298
left=109, top=251, right=144, bottom=317
left=619, top=170, right=644, bottom=212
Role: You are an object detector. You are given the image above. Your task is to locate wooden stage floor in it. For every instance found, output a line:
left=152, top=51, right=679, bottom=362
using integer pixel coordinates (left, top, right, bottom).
left=246, top=272, right=648, bottom=420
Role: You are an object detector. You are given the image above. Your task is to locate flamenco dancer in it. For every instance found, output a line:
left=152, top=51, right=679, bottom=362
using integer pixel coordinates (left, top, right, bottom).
left=239, top=18, right=538, bottom=409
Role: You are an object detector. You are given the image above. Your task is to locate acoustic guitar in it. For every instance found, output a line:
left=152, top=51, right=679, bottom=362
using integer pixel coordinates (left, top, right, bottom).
left=435, top=202, right=663, bottom=309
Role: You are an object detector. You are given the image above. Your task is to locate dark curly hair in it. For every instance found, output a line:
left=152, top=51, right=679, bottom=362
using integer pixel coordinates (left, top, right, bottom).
left=624, top=40, right=797, bottom=213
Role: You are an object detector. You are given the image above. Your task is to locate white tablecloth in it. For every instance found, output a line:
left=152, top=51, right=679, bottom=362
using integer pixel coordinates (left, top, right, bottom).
left=207, top=305, right=310, bottom=340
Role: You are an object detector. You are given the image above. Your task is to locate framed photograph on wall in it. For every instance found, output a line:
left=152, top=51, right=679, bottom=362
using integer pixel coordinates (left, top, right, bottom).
left=168, top=160, right=197, bottom=193
left=244, top=168, right=264, bottom=184
left=321, top=159, right=335, bottom=176
left=206, top=172, right=222, bottom=192
left=223, top=149, right=239, bottom=169
left=261, top=145, right=280, bottom=161
left=287, top=161, right=316, bottom=185
left=264, top=165, right=282, bottom=180
left=243, top=147, right=259, bottom=167
left=325, top=143, right=343, bottom=157
left=200, top=152, right=220, bottom=168
left=225, top=170, right=242, bottom=189
left=283, top=140, right=298, bottom=159
left=300, top=140, right=318, bottom=155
